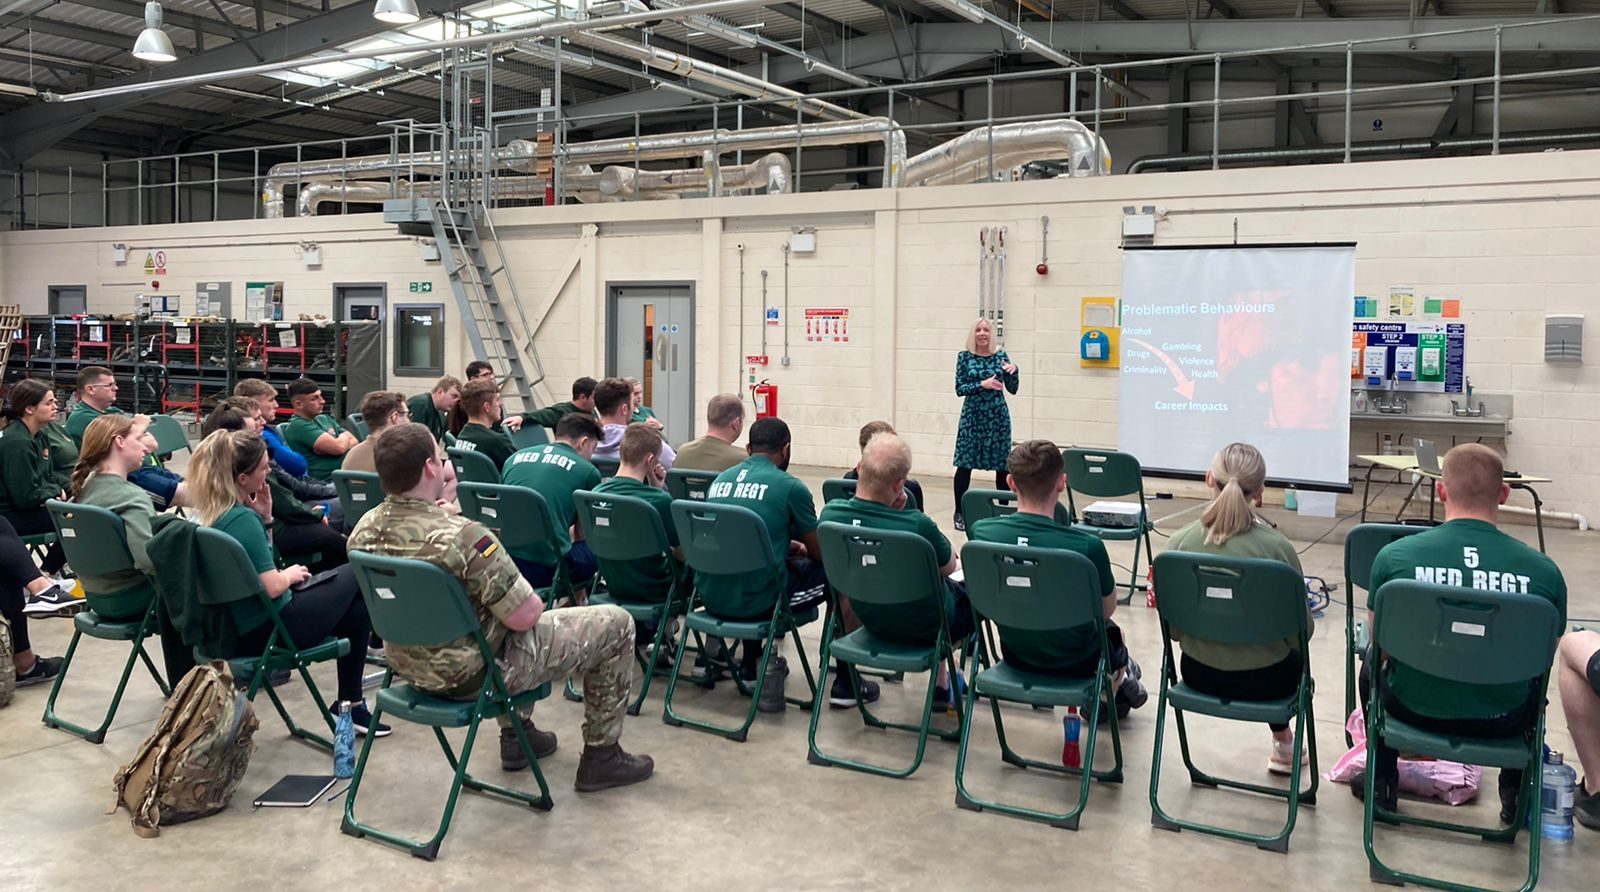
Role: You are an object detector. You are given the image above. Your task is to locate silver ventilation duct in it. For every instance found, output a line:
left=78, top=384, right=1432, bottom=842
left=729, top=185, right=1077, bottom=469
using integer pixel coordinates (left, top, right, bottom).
left=902, top=120, right=1112, bottom=188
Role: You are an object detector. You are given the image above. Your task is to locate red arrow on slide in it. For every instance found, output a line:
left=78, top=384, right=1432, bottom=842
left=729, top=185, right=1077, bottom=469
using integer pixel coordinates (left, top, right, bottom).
left=1126, top=339, right=1195, bottom=400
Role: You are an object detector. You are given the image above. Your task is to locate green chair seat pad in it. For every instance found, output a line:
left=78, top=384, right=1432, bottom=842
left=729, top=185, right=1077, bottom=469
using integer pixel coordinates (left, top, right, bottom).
left=828, top=628, right=943, bottom=674
left=973, top=660, right=1100, bottom=707
left=684, top=605, right=819, bottom=639
left=1166, top=682, right=1298, bottom=725
left=225, top=636, right=351, bottom=676
left=72, top=610, right=151, bottom=642
left=1378, top=715, right=1533, bottom=769
left=376, top=681, right=552, bottom=728
left=1070, top=522, right=1144, bottom=541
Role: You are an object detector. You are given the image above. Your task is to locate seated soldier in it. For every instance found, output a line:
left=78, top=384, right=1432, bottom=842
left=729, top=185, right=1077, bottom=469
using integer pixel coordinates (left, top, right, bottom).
left=1362, top=443, right=1566, bottom=821
left=235, top=379, right=306, bottom=478
left=343, top=390, right=409, bottom=474
left=65, top=365, right=188, bottom=509
left=624, top=376, right=664, bottom=431
left=1559, top=630, right=1600, bottom=831
left=283, top=378, right=358, bottom=482
left=819, top=432, right=962, bottom=708
left=449, top=361, right=497, bottom=434
left=504, top=377, right=599, bottom=433
left=703, top=417, right=848, bottom=712
left=592, top=425, right=684, bottom=657
left=218, top=396, right=341, bottom=529
left=406, top=376, right=462, bottom=443
left=841, top=420, right=925, bottom=512
left=454, top=379, right=516, bottom=471
left=675, top=393, right=748, bottom=473
left=593, top=377, right=675, bottom=469
left=968, top=440, right=1146, bottom=719
left=500, top=413, right=604, bottom=590
left=347, top=422, right=653, bottom=789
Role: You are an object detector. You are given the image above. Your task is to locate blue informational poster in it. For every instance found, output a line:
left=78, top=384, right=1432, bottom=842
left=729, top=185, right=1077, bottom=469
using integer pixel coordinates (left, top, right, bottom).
left=1351, top=321, right=1465, bottom=393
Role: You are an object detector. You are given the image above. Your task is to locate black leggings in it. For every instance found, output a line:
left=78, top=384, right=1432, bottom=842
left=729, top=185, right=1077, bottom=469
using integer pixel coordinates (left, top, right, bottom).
left=0, top=515, right=46, bottom=654
left=275, top=521, right=348, bottom=573
left=233, top=565, right=370, bottom=703
left=7, top=505, right=66, bottom=574
left=953, top=467, right=1010, bottom=517
left=1181, top=651, right=1304, bottom=732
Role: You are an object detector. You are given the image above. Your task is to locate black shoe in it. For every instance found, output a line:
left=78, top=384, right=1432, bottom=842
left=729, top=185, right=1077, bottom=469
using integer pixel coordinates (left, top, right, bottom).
left=1350, top=771, right=1399, bottom=813
left=828, top=673, right=881, bottom=708
left=933, top=686, right=953, bottom=712
left=953, top=512, right=966, bottom=533
left=14, top=655, right=63, bottom=688
left=1498, top=770, right=1522, bottom=825
left=1576, top=778, right=1600, bottom=832
left=22, top=584, right=78, bottom=617
left=340, top=701, right=392, bottom=738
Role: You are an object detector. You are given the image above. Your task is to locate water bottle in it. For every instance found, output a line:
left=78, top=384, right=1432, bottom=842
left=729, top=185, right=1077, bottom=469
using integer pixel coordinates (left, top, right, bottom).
left=947, top=671, right=967, bottom=718
left=1541, top=748, right=1577, bottom=842
left=1061, top=707, right=1082, bottom=769
left=334, top=701, right=356, bottom=779
left=1381, top=433, right=1396, bottom=456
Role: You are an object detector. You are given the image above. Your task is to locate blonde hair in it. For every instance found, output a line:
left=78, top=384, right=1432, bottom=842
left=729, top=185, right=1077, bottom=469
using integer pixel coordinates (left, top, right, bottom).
left=1440, top=443, right=1505, bottom=512
left=858, top=432, right=912, bottom=492
left=1199, top=442, right=1267, bottom=546
left=187, top=430, right=266, bottom=526
left=964, top=319, right=994, bottom=355
left=72, top=413, right=142, bottom=499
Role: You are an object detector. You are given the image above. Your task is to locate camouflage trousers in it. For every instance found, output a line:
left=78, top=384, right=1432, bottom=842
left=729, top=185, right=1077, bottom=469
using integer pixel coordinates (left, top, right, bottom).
left=497, top=604, right=634, bottom=746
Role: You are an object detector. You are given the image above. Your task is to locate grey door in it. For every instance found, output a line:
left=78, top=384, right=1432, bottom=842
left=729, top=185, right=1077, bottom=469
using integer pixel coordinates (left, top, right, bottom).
left=336, top=284, right=386, bottom=389
left=610, top=285, right=693, bottom=444
left=48, top=285, right=86, bottom=315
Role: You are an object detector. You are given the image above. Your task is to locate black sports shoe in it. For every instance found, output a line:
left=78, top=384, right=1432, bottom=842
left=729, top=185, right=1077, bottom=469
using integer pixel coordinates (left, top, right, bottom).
left=828, top=673, right=881, bottom=708
left=23, top=584, right=78, bottom=617
left=15, top=655, right=64, bottom=687
left=1350, top=771, right=1399, bottom=813
left=953, top=513, right=966, bottom=533
left=339, top=701, right=392, bottom=738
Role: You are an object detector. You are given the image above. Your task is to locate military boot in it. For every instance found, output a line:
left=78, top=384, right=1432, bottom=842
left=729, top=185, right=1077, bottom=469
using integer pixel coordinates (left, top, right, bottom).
left=574, top=743, right=655, bottom=792
left=500, top=719, right=559, bottom=770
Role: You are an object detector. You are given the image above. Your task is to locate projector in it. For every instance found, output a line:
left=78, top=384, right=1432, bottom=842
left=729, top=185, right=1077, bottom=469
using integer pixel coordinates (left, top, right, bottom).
left=1082, top=501, right=1146, bottom=529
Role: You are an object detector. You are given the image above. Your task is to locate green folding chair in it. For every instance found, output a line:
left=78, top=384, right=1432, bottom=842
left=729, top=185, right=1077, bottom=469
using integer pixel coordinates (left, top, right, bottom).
left=446, top=446, right=500, bottom=486
left=345, top=413, right=368, bottom=442
left=1148, top=551, right=1318, bottom=853
left=276, top=422, right=289, bottom=439
left=1343, top=523, right=1426, bottom=746
left=820, top=478, right=858, bottom=505
left=961, top=488, right=1072, bottom=526
left=457, top=482, right=572, bottom=607
left=341, top=550, right=552, bottom=861
left=145, top=413, right=190, bottom=460
left=21, top=530, right=58, bottom=566
left=442, top=431, right=457, bottom=448
left=592, top=455, right=620, bottom=479
left=332, top=470, right=385, bottom=529
left=1364, top=581, right=1559, bottom=892
left=193, top=527, right=348, bottom=751
left=662, top=500, right=819, bottom=742
left=665, top=467, right=717, bottom=501
left=1063, top=449, right=1152, bottom=603
left=509, top=422, right=549, bottom=451
left=955, top=541, right=1123, bottom=829
left=574, top=490, right=701, bottom=717
left=41, top=500, right=170, bottom=744
left=807, top=522, right=962, bottom=778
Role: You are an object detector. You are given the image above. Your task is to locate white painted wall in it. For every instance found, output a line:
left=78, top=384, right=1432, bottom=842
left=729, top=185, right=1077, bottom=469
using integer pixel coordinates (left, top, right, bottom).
left=5, top=149, right=1600, bottom=519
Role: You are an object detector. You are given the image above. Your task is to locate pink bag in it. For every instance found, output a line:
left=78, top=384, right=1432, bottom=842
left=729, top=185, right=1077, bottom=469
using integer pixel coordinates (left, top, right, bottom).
left=1326, top=706, right=1483, bottom=806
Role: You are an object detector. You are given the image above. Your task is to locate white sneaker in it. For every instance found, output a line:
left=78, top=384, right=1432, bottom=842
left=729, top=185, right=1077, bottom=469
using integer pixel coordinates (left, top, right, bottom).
left=23, top=584, right=79, bottom=617
left=1268, top=739, right=1309, bottom=775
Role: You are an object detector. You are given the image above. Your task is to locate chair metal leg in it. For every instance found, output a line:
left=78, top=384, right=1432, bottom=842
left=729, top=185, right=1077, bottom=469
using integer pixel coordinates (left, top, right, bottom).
left=43, top=608, right=169, bottom=744
left=661, top=599, right=776, bottom=743
left=626, top=605, right=673, bottom=717
left=807, top=626, right=946, bottom=779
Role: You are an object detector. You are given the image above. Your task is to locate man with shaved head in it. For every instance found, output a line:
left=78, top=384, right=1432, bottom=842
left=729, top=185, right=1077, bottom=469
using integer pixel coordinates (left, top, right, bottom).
left=1361, top=443, right=1566, bottom=822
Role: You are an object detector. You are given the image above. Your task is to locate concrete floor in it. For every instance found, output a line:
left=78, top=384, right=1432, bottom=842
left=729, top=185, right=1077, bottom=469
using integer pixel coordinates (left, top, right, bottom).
left=2, top=465, right=1593, bottom=891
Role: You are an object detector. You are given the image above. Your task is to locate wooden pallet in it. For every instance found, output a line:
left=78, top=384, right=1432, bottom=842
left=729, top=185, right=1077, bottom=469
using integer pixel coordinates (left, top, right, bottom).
left=0, top=304, right=20, bottom=374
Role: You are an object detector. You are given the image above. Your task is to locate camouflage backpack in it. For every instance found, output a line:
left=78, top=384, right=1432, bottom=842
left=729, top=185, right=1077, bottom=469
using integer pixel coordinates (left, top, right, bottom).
left=0, top=615, right=14, bottom=708
left=110, top=663, right=258, bottom=837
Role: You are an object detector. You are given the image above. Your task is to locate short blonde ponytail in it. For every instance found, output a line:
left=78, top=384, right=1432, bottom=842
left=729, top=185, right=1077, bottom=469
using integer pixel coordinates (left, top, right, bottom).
left=1199, top=442, right=1267, bottom=546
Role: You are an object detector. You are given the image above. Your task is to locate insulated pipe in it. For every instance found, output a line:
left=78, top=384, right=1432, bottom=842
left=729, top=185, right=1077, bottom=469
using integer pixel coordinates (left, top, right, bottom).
left=902, top=120, right=1112, bottom=187
left=264, top=141, right=540, bottom=217
left=1127, top=128, right=1600, bottom=173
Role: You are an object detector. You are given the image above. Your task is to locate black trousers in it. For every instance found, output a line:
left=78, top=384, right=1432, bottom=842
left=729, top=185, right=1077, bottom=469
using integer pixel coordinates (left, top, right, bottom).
left=275, top=521, right=349, bottom=573
left=7, top=505, right=66, bottom=574
left=953, top=467, right=1010, bottom=517
left=233, top=565, right=370, bottom=704
left=0, top=514, right=45, bottom=654
left=1181, top=651, right=1304, bottom=732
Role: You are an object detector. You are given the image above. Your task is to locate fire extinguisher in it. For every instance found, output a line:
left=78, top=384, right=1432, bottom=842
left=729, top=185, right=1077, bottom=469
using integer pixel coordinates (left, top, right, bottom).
left=751, top=379, right=778, bottom=419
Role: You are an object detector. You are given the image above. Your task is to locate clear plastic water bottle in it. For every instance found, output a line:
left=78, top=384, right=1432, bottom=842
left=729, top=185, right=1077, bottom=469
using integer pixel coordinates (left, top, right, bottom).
left=1541, top=748, right=1576, bottom=842
left=334, top=701, right=356, bottom=779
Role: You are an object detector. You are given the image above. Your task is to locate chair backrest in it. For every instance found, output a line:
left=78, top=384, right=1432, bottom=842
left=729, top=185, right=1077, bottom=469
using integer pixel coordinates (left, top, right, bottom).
left=348, top=550, right=487, bottom=648
left=817, top=522, right=947, bottom=645
left=592, top=455, right=620, bottom=479
left=821, top=478, right=857, bottom=504
left=46, top=499, right=136, bottom=580
left=192, top=526, right=269, bottom=609
left=145, top=413, right=190, bottom=458
left=574, top=490, right=671, bottom=562
left=665, top=467, right=717, bottom=501
left=332, top=469, right=384, bottom=528
left=345, top=414, right=368, bottom=442
left=961, top=540, right=1107, bottom=665
left=960, top=488, right=1072, bottom=526
left=442, top=431, right=457, bottom=448
left=1414, top=438, right=1441, bottom=475
left=1344, top=523, right=1427, bottom=594
left=446, top=446, right=500, bottom=486
left=1151, top=551, right=1308, bottom=647
left=1373, top=580, right=1560, bottom=688
left=276, top=422, right=289, bottom=439
left=670, top=500, right=777, bottom=577
left=457, top=481, right=557, bottom=555
left=1063, top=448, right=1145, bottom=505
left=509, top=423, right=549, bottom=450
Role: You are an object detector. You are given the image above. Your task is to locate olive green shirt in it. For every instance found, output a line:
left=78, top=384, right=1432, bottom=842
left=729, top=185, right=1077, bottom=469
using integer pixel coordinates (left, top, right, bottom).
left=1163, top=519, right=1311, bottom=672
left=74, top=473, right=158, bottom=612
left=407, top=393, right=448, bottom=442
left=284, top=414, right=347, bottom=481
left=213, top=503, right=285, bottom=634
left=518, top=401, right=597, bottom=430
left=674, top=435, right=747, bottom=474
left=0, top=423, right=62, bottom=514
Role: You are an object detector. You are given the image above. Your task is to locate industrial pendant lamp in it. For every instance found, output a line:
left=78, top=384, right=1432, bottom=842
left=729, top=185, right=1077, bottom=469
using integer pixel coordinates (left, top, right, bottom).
left=131, top=2, right=177, bottom=63
left=372, top=0, right=421, bottom=24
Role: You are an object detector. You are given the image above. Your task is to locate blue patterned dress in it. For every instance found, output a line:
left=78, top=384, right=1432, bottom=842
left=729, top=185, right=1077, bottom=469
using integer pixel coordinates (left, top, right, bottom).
left=953, top=350, right=1019, bottom=471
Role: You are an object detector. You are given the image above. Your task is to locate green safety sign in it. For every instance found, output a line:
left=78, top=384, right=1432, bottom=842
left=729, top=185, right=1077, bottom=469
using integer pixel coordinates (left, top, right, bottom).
left=408, top=282, right=434, bottom=293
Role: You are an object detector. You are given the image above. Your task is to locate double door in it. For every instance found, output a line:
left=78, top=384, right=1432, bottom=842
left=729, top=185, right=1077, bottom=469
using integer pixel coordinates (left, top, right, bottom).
left=610, top=286, right=693, bottom=444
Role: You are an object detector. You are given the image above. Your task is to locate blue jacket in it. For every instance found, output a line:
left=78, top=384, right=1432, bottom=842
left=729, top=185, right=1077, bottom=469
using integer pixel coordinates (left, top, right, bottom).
left=263, top=426, right=307, bottom=478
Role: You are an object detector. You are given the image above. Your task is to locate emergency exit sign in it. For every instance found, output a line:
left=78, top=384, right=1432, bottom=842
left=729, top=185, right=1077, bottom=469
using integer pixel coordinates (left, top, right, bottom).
left=408, top=282, right=434, bottom=293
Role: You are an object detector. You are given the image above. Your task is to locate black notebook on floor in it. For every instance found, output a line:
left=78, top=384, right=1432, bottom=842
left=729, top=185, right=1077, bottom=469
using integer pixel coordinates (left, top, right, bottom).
left=253, top=774, right=338, bottom=808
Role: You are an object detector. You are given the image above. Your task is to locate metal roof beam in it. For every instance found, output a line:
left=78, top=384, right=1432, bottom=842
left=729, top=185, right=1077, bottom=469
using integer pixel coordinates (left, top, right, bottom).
left=1004, top=17, right=1590, bottom=54
left=1103, top=0, right=1143, bottom=20
left=769, top=3, right=866, bottom=39
left=0, top=15, right=140, bottom=51
left=58, top=0, right=248, bottom=39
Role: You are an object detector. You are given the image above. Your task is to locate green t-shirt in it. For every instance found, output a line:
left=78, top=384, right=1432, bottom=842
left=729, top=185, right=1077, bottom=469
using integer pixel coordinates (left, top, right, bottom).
left=1163, top=519, right=1310, bottom=672
left=41, top=421, right=79, bottom=492
left=819, top=497, right=952, bottom=565
left=407, top=393, right=448, bottom=442
left=968, top=512, right=1116, bottom=673
left=454, top=422, right=516, bottom=471
left=500, top=442, right=601, bottom=566
left=1369, top=518, right=1567, bottom=720
left=66, top=403, right=156, bottom=468
left=592, top=475, right=683, bottom=602
left=284, top=414, right=346, bottom=481
left=700, top=454, right=817, bottom=618
left=630, top=406, right=657, bottom=425
left=519, top=401, right=596, bottom=430
left=213, top=503, right=287, bottom=634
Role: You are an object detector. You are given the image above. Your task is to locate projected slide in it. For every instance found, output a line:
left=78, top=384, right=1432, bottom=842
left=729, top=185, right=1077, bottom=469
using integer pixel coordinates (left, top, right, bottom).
left=1118, top=245, right=1356, bottom=488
